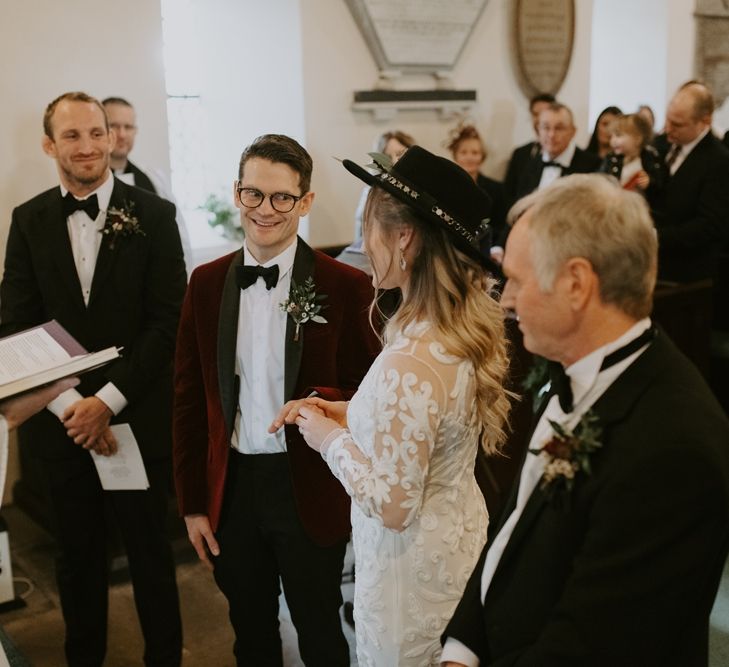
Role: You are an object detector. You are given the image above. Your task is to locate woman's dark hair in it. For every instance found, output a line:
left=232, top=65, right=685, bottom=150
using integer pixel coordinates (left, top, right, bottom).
left=586, top=106, right=623, bottom=154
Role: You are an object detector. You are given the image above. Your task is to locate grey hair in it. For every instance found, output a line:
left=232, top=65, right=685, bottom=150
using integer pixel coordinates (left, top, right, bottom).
left=525, top=174, right=657, bottom=319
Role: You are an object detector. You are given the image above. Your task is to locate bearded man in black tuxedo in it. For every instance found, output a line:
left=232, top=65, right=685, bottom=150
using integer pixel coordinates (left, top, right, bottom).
left=440, top=174, right=729, bottom=666
left=0, top=92, right=185, bottom=667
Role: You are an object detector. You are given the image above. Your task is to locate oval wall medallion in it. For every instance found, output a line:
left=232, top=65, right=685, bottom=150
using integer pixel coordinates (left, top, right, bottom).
left=514, top=0, right=575, bottom=97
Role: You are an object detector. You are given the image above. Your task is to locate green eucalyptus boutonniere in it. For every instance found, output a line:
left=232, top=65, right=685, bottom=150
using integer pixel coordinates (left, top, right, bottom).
left=279, top=277, right=328, bottom=342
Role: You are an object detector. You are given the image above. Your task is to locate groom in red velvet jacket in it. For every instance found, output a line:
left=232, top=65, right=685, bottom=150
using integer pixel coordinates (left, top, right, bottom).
left=173, top=134, right=379, bottom=666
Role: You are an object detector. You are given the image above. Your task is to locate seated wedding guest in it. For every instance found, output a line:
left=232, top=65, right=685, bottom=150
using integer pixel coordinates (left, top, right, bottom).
left=103, top=96, right=193, bottom=271
left=512, top=103, right=600, bottom=201
left=173, top=134, right=379, bottom=666
left=0, top=91, right=186, bottom=667
left=599, top=113, right=663, bottom=198
left=503, top=93, right=556, bottom=204
left=446, top=123, right=507, bottom=264
left=585, top=105, right=622, bottom=159
left=276, top=146, right=510, bottom=665
left=337, top=129, right=415, bottom=274
left=651, top=81, right=729, bottom=282
left=441, top=173, right=729, bottom=667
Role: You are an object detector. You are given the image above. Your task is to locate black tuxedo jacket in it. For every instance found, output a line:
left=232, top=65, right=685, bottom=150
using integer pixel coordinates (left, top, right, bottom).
left=123, top=160, right=157, bottom=194
left=513, top=147, right=601, bottom=202
left=444, top=332, right=729, bottom=666
left=503, top=141, right=541, bottom=204
left=0, top=177, right=187, bottom=460
left=650, top=132, right=729, bottom=282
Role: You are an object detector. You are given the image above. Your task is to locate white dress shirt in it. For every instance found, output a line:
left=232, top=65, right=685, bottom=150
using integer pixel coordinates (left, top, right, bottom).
left=538, top=141, right=576, bottom=191
left=231, top=239, right=297, bottom=454
left=669, top=126, right=710, bottom=175
left=441, top=318, right=652, bottom=667
left=46, top=172, right=127, bottom=419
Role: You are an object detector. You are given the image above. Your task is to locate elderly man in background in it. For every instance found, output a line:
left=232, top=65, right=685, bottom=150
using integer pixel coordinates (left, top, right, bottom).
left=441, top=174, right=729, bottom=666
left=511, top=103, right=600, bottom=203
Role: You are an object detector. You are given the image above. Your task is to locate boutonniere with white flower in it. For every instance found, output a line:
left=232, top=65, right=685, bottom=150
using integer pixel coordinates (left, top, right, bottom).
left=279, top=277, right=328, bottom=342
left=530, top=410, right=603, bottom=502
left=101, top=201, right=145, bottom=249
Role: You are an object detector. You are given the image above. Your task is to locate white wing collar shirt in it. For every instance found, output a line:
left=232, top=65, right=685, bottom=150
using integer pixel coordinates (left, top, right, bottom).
left=232, top=238, right=297, bottom=454
left=441, top=318, right=652, bottom=666
left=538, top=140, right=576, bottom=191
left=47, top=172, right=127, bottom=419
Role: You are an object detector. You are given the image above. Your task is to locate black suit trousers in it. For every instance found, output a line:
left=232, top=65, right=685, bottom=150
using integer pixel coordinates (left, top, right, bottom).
left=213, top=451, right=349, bottom=667
left=44, top=451, right=182, bottom=667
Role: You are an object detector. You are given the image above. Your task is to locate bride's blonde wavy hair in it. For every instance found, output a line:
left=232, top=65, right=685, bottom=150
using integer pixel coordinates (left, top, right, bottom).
left=364, top=188, right=511, bottom=454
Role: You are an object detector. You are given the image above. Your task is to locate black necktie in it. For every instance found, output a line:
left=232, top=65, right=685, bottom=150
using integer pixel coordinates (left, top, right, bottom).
left=236, top=264, right=279, bottom=291
left=62, top=192, right=99, bottom=220
left=665, top=144, right=681, bottom=170
left=548, top=327, right=656, bottom=413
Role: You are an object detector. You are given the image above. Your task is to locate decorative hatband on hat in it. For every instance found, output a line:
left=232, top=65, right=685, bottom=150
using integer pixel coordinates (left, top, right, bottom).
left=341, top=146, right=496, bottom=271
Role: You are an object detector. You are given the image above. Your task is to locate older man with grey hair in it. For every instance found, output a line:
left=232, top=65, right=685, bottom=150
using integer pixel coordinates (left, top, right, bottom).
left=441, top=174, right=729, bottom=666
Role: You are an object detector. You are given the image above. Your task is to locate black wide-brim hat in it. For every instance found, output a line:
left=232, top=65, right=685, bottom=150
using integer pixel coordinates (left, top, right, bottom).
left=342, top=145, right=495, bottom=271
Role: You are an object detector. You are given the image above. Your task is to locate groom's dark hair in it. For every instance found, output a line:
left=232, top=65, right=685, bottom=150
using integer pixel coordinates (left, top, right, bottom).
left=43, top=92, right=109, bottom=140
left=238, top=134, right=313, bottom=194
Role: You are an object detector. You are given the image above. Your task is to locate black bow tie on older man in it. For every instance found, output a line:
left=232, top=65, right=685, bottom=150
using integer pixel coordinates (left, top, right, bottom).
left=62, top=192, right=100, bottom=220
left=542, top=160, right=564, bottom=170
left=236, top=264, right=280, bottom=291
left=547, top=327, right=657, bottom=413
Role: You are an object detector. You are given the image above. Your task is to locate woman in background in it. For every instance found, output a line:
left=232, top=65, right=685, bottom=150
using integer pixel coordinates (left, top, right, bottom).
left=586, top=105, right=623, bottom=158
left=446, top=123, right=507, bottom=264
left=337, top=130, right=415, bottom=275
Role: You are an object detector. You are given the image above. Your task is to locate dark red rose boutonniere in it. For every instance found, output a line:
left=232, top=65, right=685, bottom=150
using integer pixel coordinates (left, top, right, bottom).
left=279, top=276, right=328, bottom=342
left=530, top=410, right=603, bottom=501
left=101, top=201, right=145, bottom=249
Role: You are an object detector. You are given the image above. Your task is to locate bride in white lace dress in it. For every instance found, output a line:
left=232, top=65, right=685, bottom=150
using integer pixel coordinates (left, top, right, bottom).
left=293, top=146, right=510, bottom=666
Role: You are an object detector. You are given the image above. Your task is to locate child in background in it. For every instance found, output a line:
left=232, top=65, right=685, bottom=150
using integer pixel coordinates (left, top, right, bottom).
left=600, top=113, right=663, bottom=196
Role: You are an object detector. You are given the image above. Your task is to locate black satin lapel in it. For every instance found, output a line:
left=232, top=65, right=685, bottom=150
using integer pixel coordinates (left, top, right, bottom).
left=495, top=335, right=661, bottom=574
left=497, top=480, right=548, bottom=572
left=47, top=191, right=85, bottom=309
left=89, top=179, right=124, bottom=306
left=284, top=239, right=315, bottom=402
left=218, top=250, right=244, bottom=439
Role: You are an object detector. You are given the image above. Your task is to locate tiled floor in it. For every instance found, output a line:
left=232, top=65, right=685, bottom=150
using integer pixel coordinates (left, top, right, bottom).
left=0, top=504, right=728, bottom=666
left=0, top=506, right=356, bottom=666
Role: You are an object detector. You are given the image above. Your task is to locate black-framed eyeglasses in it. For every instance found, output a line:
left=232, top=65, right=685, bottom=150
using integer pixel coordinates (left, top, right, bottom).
left=236, top=183, right=303, bottom=213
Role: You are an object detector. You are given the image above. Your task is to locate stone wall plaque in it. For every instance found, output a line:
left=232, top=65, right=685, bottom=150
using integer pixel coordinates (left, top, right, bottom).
left=513, top=0, right=575, bottom=97
left=695, top=0, right=729, bottom=107
left=345, top=0, right=490, bottom=73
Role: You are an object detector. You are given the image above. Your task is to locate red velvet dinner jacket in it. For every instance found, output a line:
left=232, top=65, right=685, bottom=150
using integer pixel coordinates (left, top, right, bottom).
left=172, top=240, right=379, bottom=546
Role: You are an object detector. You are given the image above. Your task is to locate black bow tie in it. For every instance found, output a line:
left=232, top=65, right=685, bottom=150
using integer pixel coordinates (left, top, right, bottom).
left=548, top=327, right=656, bottom=413
left=62, top=192, right=99, bottom=220
left=542, top=160, right=564, bottom=170
left=236, top=264, right=280, bottom=291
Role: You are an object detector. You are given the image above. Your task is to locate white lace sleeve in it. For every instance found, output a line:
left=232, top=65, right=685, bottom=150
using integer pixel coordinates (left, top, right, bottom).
left=322, top=349, right=444, bottom=532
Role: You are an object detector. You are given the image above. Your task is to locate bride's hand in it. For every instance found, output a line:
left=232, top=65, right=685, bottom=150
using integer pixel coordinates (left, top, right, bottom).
left=295, top=406, right=344, bottom=453
left=307, top=398, right=348, bottom=427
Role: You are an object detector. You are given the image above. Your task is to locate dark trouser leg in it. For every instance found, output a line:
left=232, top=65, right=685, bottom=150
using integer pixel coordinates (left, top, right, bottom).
left=214, top=453, right=285, bottom=667
left=45, top=454, right=108, bottom=667
left=213, top=452, right=349, bottom=667
left=110, top=459, right=182, bottom=667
